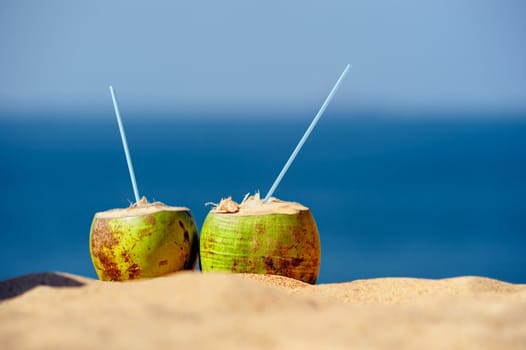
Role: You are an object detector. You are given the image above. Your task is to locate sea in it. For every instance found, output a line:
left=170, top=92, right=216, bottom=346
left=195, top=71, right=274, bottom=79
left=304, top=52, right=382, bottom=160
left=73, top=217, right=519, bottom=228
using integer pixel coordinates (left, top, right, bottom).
left=0, top=109, right=525, bottom=284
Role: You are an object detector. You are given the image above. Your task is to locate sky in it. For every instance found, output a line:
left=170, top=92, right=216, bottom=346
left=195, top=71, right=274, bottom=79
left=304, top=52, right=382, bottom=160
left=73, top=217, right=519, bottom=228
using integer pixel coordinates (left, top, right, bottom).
left=1, top=1, right=525, bottom=116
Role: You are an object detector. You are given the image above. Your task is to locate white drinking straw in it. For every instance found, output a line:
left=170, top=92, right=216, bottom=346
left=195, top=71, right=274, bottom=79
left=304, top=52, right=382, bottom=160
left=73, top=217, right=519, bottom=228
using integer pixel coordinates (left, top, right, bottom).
left=109, top=85, right=141, bottom=204
left=263, top=64, right=352, bottom=202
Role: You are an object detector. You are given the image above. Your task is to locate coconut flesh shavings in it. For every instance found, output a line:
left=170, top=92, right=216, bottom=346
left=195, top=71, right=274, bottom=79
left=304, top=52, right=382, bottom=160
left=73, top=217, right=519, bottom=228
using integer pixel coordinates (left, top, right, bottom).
left=209, top=192, right=308, bottom=216
left=95, top=196, right=189, bottom=219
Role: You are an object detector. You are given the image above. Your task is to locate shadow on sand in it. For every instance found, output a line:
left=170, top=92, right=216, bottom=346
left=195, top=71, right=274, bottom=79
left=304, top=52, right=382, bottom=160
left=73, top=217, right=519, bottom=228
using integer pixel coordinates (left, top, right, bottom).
left=0, top=272, right=85, bottom=301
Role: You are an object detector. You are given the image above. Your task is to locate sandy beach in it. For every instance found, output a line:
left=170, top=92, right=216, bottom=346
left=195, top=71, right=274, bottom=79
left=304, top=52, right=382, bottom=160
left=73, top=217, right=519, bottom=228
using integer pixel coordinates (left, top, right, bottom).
left=1, top=272, right=525, bottom=349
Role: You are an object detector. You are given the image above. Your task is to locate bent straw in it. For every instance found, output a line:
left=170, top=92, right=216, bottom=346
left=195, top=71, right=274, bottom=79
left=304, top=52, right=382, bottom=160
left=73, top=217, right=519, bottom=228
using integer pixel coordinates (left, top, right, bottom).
left=109, top=85, right=141, bottom=204
left=263, top=64, right=352, bottom=202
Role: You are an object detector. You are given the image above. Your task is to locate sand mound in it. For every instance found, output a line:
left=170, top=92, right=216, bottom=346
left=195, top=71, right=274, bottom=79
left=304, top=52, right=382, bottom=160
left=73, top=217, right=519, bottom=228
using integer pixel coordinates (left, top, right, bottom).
left=1, top=272, right=525, bottom=349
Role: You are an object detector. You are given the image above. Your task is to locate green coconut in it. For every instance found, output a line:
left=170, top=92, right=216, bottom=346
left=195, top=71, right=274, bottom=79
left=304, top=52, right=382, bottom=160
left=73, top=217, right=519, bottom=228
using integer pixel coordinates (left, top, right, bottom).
left=90, top=197, right=198, bottom=281
left=200, top=193, right=321, bottom=284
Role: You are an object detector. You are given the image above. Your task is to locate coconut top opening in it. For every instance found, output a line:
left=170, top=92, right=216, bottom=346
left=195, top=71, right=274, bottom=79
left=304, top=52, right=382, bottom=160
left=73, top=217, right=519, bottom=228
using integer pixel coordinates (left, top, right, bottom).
left=95, top=197, right=189, bottom=219
left=208, top=193, right=309, bottom=216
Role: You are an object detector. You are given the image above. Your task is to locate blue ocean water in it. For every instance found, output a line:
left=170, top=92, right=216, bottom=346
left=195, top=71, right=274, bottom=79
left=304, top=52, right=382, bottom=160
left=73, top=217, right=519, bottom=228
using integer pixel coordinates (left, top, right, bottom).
left=0, top=110, right=525, bottom=283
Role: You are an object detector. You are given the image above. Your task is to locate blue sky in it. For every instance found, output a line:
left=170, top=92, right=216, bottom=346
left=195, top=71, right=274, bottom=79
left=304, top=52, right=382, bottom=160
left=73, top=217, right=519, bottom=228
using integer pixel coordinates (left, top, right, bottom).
left=1, top=1, right=525, bottom=115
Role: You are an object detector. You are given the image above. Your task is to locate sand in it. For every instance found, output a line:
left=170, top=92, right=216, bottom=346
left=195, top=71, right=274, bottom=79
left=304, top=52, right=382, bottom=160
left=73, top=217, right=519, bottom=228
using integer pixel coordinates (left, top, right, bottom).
left=1, top=272, right=525, bottom=349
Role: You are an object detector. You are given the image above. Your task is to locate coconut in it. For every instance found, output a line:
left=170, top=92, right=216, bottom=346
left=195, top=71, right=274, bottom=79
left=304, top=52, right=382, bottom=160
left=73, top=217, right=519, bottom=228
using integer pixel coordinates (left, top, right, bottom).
left=200, top=193, right=321, bottom=284
left=90, top=197, right=198, bottom=281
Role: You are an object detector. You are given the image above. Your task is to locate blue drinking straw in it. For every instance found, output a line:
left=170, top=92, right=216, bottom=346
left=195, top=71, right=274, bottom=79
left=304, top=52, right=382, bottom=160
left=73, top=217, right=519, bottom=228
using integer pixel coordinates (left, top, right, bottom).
left=263, top=64, right=352, bottom=202
left=109, top=85, right=141, bottom=204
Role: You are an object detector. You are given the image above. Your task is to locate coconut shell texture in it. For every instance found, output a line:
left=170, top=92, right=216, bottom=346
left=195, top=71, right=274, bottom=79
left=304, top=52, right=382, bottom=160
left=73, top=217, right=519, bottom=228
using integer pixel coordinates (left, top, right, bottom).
left=200, top=209, right=321, bottom=284
left=90, top=210, right=198, bottom=281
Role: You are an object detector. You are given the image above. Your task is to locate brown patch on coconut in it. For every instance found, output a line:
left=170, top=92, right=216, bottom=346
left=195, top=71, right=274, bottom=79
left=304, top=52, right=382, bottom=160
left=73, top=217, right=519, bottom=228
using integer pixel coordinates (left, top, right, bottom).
left=90, top=218, right=122, bottom=281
